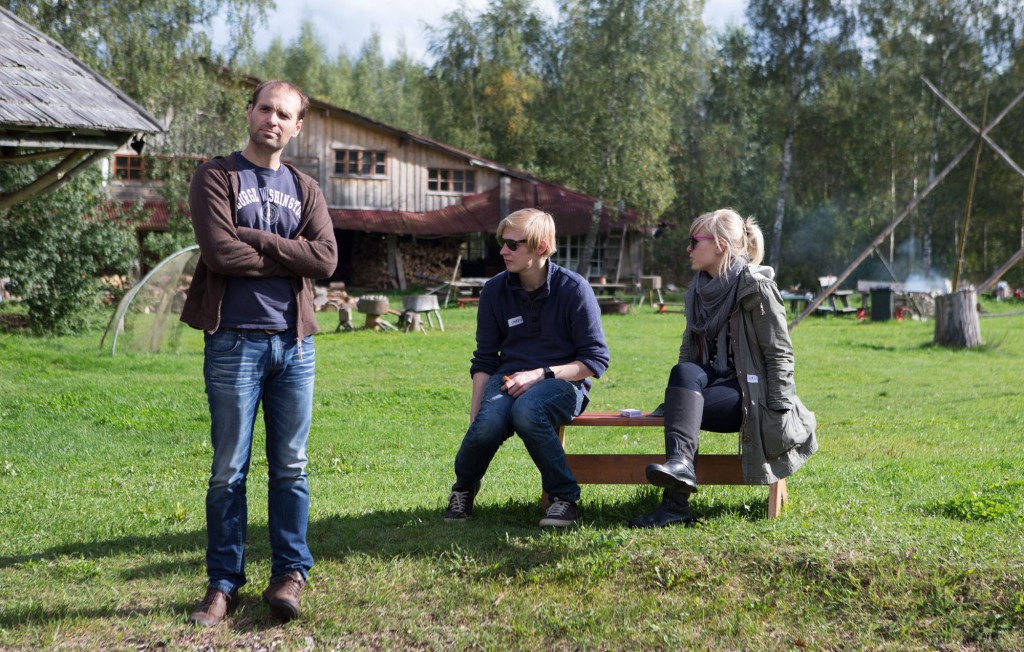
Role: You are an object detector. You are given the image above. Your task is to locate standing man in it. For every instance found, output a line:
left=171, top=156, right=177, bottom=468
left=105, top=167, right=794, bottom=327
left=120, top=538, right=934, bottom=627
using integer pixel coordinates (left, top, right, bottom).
left=444, top=208, right=610, bottom=528
left=182, top=80, right=337, bottom=626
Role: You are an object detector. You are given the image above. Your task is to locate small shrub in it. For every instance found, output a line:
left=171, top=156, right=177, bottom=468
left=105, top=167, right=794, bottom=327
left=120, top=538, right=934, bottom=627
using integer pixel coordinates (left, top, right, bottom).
left=937, top=479, right=1024, bottom=523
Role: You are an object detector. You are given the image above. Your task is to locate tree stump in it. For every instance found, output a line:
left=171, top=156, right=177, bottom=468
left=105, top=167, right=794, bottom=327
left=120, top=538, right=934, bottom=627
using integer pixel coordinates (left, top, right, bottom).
left=934, top=289, right=981, bottom=348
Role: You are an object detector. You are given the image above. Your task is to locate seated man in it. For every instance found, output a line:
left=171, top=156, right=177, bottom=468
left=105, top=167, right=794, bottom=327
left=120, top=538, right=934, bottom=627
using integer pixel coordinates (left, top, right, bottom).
left=444, top=208, right=610, bottom=527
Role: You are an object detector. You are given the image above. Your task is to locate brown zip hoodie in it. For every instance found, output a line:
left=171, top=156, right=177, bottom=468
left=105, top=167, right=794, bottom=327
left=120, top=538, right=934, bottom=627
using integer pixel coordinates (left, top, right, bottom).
left=180, top=154, right=338, bottom=340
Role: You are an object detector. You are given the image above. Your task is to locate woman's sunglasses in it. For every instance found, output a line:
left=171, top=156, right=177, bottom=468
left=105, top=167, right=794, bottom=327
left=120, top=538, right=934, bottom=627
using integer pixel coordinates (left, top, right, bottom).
left=688, top=235, right=715, bottom=249
left=497, top=237, right=529, bottom=251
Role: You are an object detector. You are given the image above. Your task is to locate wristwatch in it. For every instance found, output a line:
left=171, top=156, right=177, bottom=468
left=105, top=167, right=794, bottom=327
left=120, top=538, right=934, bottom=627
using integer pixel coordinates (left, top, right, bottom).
left=543, top=367, right=555, bottom=379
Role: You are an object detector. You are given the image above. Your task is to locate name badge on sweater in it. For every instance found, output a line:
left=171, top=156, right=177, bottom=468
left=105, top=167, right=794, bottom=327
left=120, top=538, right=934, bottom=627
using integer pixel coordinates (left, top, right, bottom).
left=747, top=374, right=759, bottom=383
left=508, top=316, right=524, bottom=327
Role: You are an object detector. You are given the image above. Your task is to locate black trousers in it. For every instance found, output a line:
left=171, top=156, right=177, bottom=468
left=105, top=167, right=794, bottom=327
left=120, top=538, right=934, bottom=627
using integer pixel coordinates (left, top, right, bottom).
left=667, top=362, right=743, bottom=433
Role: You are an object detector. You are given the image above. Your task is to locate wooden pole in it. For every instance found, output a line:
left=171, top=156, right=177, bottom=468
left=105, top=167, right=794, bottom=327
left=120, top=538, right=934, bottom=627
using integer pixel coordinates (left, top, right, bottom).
left=788, top=140, right=973, bottom=330
left=952, top=89, right=988, bottom=292
left=0, top=149, right=93, bottom=210
left=978, top=246, right=1024, bottom=294
left=922, top=78, right=1024, bottom=178
left=788, top=84, right=1024, bottom=331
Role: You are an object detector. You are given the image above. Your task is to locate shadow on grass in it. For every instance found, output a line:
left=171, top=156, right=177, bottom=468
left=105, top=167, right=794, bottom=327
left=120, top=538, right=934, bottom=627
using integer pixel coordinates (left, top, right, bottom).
left=0, top=489, right=771, bottom=569
left=0, top=593, right=322, bottom=637
left=0, top=491, right=771, bottom=629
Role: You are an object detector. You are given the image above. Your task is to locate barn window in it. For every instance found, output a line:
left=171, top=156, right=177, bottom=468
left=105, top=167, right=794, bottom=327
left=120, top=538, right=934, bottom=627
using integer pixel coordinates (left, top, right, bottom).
left=334, top=150, right=386, bottom=176
left=113, top=155, right=145, bottom=181
left=428, top=168, right=475, bottom=193
left=553, top=235, right=606, bottom=278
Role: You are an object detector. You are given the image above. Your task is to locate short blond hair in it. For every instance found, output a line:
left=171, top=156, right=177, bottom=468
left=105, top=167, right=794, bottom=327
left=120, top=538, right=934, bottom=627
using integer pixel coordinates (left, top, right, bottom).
left=691, top=208, right=764, bottom=276
left=497, top=208, right=557, bottom=258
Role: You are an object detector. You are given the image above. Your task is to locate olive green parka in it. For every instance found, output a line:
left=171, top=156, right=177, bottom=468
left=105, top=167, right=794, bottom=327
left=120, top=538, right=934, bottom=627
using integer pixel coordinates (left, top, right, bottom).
left=679, top=264, right=817, bottom=484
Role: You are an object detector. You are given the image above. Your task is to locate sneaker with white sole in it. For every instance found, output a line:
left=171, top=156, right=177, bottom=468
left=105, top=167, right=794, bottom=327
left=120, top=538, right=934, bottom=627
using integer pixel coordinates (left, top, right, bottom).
left=539, top=497, right=579, bottom=527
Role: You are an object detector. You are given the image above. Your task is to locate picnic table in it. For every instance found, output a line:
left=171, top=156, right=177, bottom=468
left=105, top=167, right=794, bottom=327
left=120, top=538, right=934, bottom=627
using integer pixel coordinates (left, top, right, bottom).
left=440, top=277, right=489, bottom=308
left=815, top=276, right=858, bottom=315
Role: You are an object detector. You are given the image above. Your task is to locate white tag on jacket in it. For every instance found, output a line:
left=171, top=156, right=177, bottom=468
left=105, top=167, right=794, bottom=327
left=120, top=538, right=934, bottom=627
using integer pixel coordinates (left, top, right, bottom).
left=747, top=374, right=759, bottom=383
left=508, top=316, right=524, bottom=327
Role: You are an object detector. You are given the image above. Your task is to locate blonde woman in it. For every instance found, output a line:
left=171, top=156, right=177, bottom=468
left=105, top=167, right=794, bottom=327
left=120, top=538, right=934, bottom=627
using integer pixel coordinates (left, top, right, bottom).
left=631, top=209, right=817, bottom=527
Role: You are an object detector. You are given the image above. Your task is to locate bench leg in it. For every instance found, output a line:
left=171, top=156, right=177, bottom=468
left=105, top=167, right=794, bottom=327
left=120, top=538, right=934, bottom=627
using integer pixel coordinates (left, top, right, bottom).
left=767, top=478, right=787, bottom=518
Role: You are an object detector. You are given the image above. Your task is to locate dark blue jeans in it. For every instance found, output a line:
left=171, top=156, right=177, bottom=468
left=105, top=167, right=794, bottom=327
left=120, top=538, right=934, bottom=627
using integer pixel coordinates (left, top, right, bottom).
left=202, top=330, right=315, bottom=595
left=453, top=373, right=586, bottom=503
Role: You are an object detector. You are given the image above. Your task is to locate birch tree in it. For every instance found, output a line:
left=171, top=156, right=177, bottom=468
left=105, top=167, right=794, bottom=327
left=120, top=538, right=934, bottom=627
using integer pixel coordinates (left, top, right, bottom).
left=542, top=0, right=705, bottom=277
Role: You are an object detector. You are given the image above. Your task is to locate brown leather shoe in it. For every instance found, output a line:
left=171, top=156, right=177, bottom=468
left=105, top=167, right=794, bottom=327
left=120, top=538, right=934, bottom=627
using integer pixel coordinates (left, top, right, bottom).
left=262, top=570, right=305, bottom=622
left=187, top=587, right=239, bottom=627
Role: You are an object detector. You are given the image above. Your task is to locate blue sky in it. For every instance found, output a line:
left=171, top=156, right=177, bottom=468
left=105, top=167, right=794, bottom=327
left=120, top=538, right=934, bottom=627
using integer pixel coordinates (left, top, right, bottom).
left=222, top=0, right=747, bottom=62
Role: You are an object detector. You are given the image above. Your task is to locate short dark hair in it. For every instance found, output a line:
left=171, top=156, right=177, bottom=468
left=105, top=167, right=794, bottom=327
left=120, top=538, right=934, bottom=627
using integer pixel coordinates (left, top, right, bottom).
left=249, top=80, right=309, bottom=120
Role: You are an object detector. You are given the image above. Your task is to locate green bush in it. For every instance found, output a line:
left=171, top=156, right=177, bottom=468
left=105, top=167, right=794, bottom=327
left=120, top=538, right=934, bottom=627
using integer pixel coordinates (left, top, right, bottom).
left=0, top=164, right=138, bottom=334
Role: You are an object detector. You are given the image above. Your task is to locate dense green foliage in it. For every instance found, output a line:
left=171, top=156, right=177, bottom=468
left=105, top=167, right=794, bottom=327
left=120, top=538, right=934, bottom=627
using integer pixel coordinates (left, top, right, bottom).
left=1, top=303, right=1022, bottom=648
left=0, top=166, right=137, bottom=334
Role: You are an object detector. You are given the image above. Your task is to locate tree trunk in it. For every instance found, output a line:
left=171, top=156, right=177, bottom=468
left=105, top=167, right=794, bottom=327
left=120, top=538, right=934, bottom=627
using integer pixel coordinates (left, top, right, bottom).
left=576, top=198, right=603, bottom=280
left=769, top=114, right=796, bottom=274
left=934, top=289, right=981, bottom=348
left=922, top=91, right=945, bottom=275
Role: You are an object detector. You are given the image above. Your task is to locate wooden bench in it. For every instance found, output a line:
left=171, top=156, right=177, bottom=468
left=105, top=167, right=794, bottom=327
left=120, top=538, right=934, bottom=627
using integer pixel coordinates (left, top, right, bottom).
left=457, top=296, right=480, bottom=308
left=817, top=276, right=859, bottom=315
left=815, top=290, right=858, bottom=315
left=551, top=411, right=788, bottom=518
left=780, top=291, right=812, bottom=314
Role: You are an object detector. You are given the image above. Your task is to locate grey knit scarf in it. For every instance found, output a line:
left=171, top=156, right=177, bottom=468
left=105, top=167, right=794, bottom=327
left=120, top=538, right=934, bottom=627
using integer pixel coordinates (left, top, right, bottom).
left=685, top=258, right=746, bottom=374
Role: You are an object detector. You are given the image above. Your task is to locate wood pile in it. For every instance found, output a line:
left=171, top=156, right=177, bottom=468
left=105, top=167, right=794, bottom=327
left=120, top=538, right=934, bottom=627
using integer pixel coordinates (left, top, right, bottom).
left=349, top=238, right=460, bottom=289
left=316, top=281, right=354, bottom=312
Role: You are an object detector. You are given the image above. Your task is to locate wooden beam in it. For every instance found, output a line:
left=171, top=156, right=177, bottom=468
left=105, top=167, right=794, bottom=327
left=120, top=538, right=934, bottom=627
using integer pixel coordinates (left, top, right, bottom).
left=0, top=148, right=76, bottom=164
left=952, top=90, right=988, bottom=292
left=789, top=84, right=1024, bottom=331
left=0, top=149, right=99, bottom=210
left=922, top=78, right=1024, bottom=180
left=979, top=246, right=1024, bottom=293
left=788, top=140, right=973, bottom=330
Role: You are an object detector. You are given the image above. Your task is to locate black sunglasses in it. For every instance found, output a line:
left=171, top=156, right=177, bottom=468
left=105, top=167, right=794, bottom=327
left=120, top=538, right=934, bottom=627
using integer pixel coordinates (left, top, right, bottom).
left=497, top=237, right=529, bottom=251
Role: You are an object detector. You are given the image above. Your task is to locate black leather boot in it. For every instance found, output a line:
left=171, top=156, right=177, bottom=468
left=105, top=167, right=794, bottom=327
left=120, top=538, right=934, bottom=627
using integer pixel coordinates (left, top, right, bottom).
left=628, top=488, right=695, bottom=528
left=645, top=387, right=702, bottom=492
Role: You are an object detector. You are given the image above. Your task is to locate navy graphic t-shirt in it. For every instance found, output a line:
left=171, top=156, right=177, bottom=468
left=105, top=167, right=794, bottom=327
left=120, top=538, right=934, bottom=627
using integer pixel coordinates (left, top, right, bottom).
left=220, top=153, right=303, bottom=330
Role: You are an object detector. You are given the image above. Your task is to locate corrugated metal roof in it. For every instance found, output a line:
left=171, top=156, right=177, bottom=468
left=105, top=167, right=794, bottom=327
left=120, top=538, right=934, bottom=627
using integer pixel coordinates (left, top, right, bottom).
left=0, top=7, right=164, bottom=135
left=329, top=178, right=644, bottom=237
left=104, top=201, right=171, bottom=231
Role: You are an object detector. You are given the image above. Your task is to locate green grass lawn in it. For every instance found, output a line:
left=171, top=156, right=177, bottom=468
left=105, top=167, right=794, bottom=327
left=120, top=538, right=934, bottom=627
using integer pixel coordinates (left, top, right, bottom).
left=1, top=299, right=1023, bottom=650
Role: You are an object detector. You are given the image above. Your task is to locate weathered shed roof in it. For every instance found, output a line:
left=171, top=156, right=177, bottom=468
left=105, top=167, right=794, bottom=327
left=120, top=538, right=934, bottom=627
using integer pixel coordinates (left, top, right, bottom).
left=0, top=6, right=164, bottom=209
left=0, top=6, right=164, bottom=149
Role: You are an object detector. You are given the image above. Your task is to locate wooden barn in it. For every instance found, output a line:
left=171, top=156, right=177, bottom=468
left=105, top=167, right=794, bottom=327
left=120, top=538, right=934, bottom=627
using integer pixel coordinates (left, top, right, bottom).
left=106, top=79, right=649, bottom=289
left=0, top=6, right=164, bottom=211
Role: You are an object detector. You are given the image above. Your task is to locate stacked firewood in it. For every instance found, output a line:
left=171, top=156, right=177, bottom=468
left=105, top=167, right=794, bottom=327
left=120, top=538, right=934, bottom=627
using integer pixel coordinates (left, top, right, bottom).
left=348, top=239, right=459, bottom=289
left=315, top=282, right=354, bottom=312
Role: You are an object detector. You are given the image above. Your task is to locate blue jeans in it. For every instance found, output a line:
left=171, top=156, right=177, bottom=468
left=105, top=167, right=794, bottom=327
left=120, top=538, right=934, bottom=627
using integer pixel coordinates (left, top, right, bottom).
left=202, top=330, right=315, bottom=594
left=453, top=373, right=586, bottom=503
